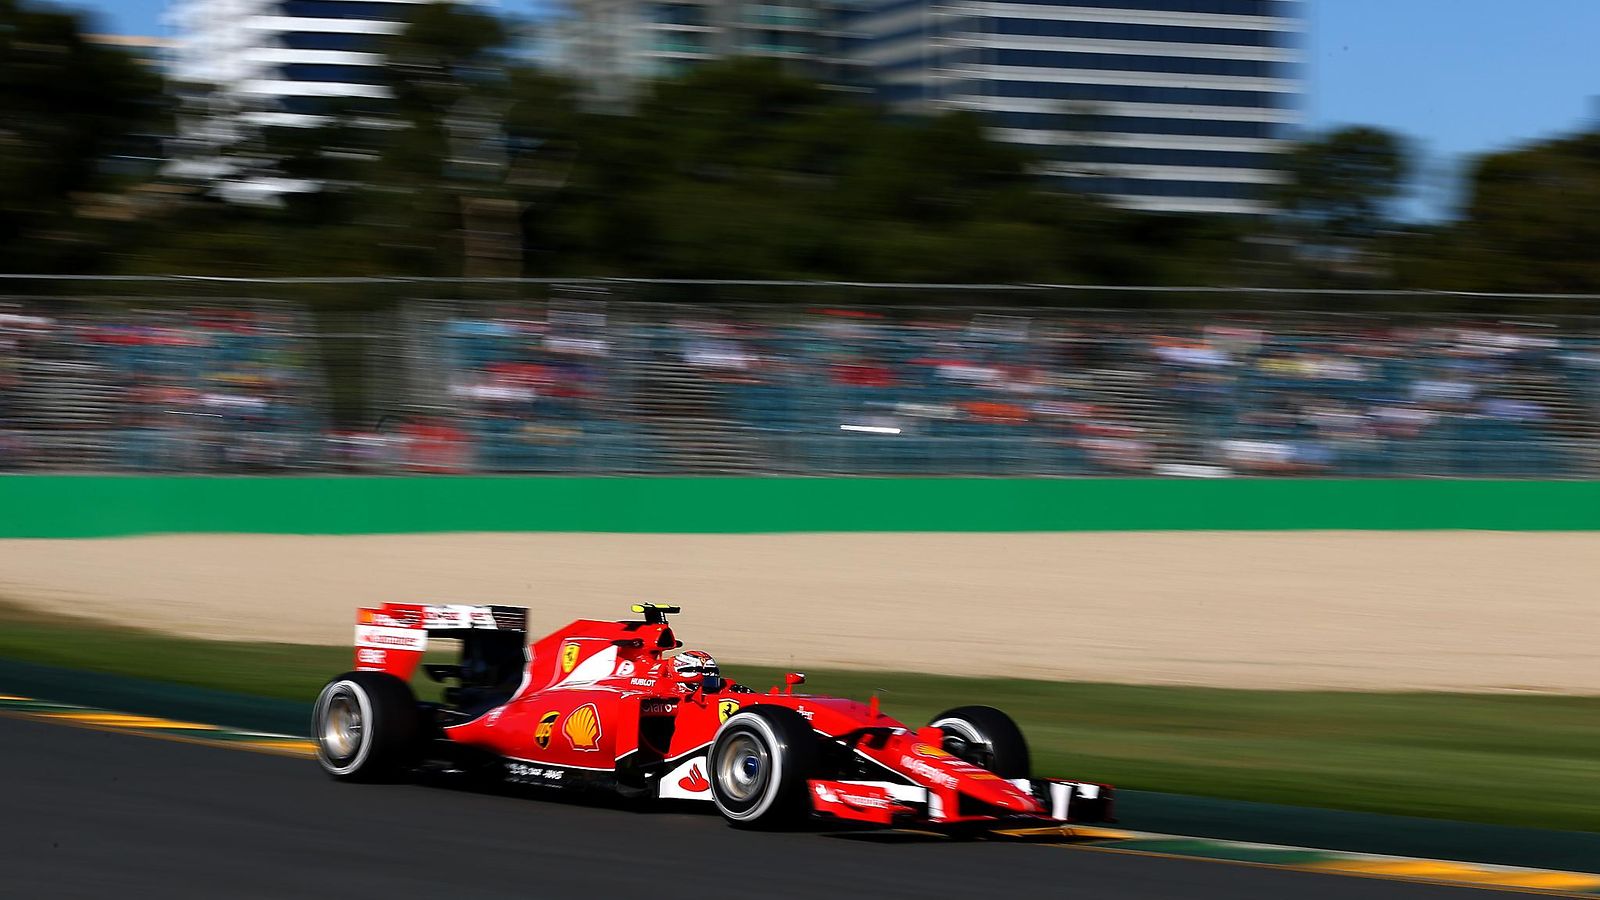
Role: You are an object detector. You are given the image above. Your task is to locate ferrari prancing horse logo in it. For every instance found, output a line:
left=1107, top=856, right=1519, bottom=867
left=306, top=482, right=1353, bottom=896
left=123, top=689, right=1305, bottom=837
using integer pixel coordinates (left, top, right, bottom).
left=560, top=641, right=581, bottom=674
left=717, top=699, right=740, bottom=724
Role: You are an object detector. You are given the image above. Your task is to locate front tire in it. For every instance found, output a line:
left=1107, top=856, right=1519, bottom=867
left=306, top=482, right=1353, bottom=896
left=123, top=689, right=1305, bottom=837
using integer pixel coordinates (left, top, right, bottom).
left=929, top=705, right=1030, bottom=779
left=313, top=671, right=421, bottom=782
left=708, top=706, right=817, bottom=829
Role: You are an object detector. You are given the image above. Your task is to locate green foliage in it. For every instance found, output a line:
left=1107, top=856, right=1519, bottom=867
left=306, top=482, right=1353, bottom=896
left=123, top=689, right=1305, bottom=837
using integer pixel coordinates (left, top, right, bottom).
left=19, top=0, right=1600, bottom=301
left=1279, top=122, right=1600, bottom=300
left=1271, top=125, right=1411, bottom=286
left=0, top=2, right=1282, bottom=288
left=1446, top=131, right=1600, bottom=292
left=518, top=59, right=1146, bottom=283
left=1280, top=125, right=1408, bottom=240
left=0, top=0, right=166, bottom=271
left=102, top=31, right=1258, bottom=287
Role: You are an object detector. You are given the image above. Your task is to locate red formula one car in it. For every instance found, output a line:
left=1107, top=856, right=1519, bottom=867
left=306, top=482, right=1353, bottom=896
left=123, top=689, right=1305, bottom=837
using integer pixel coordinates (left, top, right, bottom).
left=313, top=603, right=1113, bottom=831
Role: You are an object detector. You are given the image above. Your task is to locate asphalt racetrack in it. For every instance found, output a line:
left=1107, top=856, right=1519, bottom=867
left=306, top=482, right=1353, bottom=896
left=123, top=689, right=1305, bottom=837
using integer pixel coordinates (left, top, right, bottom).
left=1, top=715, right=1531, bottom=900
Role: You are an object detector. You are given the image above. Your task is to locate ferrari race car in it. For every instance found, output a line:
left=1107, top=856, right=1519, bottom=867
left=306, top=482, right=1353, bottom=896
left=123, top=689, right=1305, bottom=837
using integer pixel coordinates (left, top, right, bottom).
left=313, top=603, right=1114, bottom=831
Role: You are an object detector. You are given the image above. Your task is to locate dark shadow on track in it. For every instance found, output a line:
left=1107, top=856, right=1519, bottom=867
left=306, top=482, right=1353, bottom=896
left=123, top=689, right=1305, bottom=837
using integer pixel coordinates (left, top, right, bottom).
left=0, top=714, right=1531, bottom=900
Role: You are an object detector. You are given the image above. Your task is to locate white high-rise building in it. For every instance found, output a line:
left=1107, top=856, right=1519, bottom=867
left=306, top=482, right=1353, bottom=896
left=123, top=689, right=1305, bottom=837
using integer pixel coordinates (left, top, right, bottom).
left=844, top=0, right=1303, bottom=214
left=169, top=0, right=433, bottom=127
left=169, top=0, right=479, bottom=201
left=539, top=0, right=1299, bottom=213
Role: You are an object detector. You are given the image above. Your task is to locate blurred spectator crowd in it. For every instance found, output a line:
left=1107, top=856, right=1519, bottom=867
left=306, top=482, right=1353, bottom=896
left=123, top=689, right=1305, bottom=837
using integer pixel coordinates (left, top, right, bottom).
left=5, top=304, right=1600, bottom=477
left=0, top=307, right=322, bottom=471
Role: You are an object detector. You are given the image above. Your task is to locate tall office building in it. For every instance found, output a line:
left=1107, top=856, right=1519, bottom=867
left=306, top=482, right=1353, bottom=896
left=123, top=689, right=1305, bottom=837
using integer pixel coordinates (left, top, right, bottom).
left=169, top=0, right=486, bottom=200
left=542, top=0, right=851, bottom=108
left=845, top=0, right=1302, bottom=214
left=170, top=0, right=436, bottom=128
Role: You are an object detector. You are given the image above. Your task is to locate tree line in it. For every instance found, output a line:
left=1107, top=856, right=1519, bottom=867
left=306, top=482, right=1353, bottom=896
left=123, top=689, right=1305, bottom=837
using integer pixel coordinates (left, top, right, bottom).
left=4, top=0, right=1599, bottom=300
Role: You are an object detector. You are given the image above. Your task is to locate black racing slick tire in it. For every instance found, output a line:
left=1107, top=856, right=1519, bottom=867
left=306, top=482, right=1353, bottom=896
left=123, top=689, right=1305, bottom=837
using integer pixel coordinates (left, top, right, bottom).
left=312, top=671, right=422, bottom=782
left=708, top=706, right=818, bottom=829
left=929, top=705, right=1031, bottom=779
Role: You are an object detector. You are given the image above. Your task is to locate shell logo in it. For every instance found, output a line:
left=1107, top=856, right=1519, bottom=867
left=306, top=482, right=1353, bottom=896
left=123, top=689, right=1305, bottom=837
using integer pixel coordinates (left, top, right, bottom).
left=563, top=703, right=602, bottom=751
left=560, top=642, right=581, bottom=674
left=533, top=711, right=560, bottom=750
left=913, top=743, right=952, bottom=759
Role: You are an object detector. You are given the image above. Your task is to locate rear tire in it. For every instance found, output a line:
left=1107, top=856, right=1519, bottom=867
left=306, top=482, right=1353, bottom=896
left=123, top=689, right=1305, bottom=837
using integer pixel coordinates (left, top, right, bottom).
left=313, top=671, right=421, bottom=782
left=708, top=706, right=817, bottom=829
left=929, top=705, right=1030, bottom=779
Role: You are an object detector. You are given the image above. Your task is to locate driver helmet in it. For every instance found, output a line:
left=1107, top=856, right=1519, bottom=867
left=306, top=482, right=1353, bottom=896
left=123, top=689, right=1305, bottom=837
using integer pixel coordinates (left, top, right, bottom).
left=673, top=650, right=722, bottom=693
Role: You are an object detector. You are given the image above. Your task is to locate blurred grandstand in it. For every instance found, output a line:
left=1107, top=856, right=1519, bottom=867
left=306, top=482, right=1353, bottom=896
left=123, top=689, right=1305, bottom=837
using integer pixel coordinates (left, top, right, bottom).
left=0, top=304, right=326, bottom=472
left=3, top=284, right=1599, bottom=477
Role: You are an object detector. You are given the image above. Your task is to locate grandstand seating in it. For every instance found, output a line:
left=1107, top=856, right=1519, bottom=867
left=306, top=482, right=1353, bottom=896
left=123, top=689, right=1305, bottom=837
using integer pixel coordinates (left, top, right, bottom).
left=429, top=311, right=1599, bottom=476
left=4, top=305, right=1597, bottom=476
left=0, top=308, right=324, bottom=472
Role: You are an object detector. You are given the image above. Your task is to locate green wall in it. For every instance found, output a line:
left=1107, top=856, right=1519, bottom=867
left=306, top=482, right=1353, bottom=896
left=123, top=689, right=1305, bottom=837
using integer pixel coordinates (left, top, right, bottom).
left=1, top=476, right=1597, bottom=537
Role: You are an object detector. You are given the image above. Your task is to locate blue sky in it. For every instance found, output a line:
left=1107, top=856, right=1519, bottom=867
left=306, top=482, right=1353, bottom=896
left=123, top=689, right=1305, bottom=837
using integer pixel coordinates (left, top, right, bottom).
left=1303, top=0, right=1600, bottom=218
left=67, top=0, right=1600, bottom=219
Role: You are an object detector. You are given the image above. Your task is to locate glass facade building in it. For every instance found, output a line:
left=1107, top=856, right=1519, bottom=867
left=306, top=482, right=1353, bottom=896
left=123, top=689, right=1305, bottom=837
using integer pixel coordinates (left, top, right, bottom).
left=842, top=0, right=1302, bottom=213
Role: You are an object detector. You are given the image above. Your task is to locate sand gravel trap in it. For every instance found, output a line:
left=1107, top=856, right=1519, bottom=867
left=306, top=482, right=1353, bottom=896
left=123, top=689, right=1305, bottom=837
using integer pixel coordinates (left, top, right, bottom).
left=0, top=532, right=1596, bottom=692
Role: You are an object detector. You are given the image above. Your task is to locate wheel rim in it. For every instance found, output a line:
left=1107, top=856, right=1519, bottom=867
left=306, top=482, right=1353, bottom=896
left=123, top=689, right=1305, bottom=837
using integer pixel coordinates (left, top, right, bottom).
left=321, top=690, right=364, bottom=762
left=715, top=732, right=769, bottom=803
left=936, top=720, right=995, bottom=771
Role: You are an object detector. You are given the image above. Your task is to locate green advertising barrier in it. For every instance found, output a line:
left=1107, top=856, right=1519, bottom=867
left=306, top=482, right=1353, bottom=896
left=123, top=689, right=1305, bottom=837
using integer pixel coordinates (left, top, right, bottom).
left=1, top=476, right=1598, bottom=537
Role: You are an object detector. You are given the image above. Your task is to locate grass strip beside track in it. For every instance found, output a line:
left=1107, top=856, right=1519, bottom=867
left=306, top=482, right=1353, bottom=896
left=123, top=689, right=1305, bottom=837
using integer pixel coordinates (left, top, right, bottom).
left=0, top=602, right=1597, bottom=832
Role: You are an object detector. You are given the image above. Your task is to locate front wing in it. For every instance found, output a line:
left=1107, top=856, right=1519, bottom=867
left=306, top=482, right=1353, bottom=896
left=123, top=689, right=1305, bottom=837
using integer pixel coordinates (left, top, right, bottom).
left=648, top=754, right=1113, bottom=829
left=806, top=778, right=1114, bottom=829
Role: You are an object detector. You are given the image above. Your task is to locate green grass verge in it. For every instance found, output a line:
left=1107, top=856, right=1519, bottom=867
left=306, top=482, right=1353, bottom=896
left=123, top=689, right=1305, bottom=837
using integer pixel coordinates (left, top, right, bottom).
left=0, top=603, right=1595, bottom=831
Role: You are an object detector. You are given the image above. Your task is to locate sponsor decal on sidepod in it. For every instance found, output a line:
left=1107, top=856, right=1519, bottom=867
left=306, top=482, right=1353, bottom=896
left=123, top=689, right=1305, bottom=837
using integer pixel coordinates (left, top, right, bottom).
left=533, top=711, right=560, bottom=750
left=641, top=699, right=679, bottom=715
left=563, top=703, right=602, bottom=751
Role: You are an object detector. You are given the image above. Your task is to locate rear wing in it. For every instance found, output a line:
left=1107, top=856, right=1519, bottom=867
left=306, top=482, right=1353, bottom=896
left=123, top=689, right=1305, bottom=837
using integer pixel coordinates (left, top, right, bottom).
left=354, top=603, right=528, bottom=679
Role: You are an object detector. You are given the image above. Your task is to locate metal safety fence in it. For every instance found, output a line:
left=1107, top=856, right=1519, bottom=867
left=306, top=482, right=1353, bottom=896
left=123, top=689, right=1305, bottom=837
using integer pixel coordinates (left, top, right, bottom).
left=3, top=279, right=1599, bottom=478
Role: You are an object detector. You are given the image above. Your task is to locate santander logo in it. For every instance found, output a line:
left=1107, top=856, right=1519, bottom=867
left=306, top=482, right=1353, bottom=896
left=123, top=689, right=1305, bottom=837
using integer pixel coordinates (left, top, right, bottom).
left=677, top=764, right=710, bottom=793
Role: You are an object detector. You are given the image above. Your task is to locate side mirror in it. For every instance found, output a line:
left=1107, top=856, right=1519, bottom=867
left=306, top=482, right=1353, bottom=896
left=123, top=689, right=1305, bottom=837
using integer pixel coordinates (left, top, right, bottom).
left=784, top=672, right=806, bottom=694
